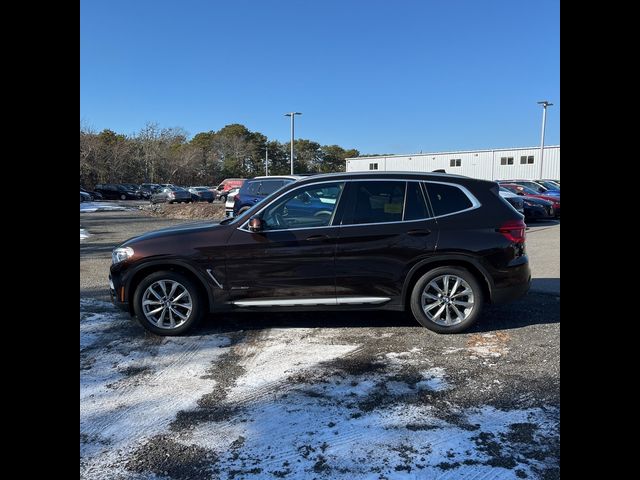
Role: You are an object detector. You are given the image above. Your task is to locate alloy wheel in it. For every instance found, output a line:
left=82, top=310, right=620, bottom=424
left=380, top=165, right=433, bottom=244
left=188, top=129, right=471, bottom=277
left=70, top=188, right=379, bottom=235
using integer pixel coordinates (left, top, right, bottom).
left=421, top=274, right=475, bottom=326
left=141, top=280, right=193, bottom=329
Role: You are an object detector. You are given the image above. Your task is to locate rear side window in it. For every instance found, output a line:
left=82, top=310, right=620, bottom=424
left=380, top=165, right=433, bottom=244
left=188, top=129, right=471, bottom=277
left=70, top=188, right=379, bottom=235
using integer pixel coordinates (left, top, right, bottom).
left=424, top=182, right=473, bottom=217
left=242, top=181, right=260, bottom=195
left=404, top=182, right=429, bottom=220
left=258, top=180, right=286, bottom=196
left=350, top=181, right=406, bottom=224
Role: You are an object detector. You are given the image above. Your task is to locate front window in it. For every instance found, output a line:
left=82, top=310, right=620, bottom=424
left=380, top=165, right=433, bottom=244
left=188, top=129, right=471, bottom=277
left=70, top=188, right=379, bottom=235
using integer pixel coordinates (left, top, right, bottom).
left=260, top=182, right=345, bottom=230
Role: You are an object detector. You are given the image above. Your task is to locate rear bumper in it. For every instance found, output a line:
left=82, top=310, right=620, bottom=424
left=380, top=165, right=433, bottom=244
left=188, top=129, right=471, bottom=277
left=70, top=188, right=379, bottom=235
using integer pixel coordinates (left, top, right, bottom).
left=491, top=276, right=530, bottom=304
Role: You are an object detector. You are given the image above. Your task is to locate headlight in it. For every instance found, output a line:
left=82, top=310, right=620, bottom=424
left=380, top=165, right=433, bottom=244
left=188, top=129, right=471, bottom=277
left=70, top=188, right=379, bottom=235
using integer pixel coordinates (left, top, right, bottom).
left=112, top=247, right=134, bottom=264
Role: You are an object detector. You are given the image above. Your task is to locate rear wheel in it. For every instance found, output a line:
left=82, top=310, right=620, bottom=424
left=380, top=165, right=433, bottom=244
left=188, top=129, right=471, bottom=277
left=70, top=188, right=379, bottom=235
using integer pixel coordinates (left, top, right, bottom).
left=120, top=194, right=127, bottom=200
left=133, top=271, right=204, bottom=335
left=410, top=266, right=483, bottom=333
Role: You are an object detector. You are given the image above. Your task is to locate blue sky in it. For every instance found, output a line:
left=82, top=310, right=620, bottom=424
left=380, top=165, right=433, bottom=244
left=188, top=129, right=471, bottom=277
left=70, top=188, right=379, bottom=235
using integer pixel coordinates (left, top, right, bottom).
left=80, top=0, right=559, bottom=155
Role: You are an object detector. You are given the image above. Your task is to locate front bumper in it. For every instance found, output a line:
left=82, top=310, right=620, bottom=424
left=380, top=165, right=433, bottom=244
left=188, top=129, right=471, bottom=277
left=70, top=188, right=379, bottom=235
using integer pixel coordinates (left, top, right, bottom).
left=109, top=274, right=130, bottom=312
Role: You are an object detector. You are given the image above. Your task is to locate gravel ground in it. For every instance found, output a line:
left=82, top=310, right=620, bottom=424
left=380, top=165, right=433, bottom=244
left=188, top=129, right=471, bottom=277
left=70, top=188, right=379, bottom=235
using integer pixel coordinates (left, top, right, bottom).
left=80, top=207, right=560, bottom=480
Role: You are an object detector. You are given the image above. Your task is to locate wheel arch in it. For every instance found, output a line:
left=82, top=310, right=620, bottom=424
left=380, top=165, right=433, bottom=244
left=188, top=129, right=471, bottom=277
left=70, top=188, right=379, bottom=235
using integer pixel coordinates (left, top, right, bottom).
left=126, top=260, right=213, bottom=315
left=402, top=256, right=493, bottom=308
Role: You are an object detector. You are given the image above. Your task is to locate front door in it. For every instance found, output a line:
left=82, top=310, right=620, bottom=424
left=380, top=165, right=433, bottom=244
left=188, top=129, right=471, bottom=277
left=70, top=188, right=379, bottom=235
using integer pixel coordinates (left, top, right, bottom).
left=225, top=182, right=346, bottom=306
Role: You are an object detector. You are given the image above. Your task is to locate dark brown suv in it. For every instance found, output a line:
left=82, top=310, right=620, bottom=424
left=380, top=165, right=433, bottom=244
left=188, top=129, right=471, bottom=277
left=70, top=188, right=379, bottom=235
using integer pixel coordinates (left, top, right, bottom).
left=110, top=172, right=530, bottom=335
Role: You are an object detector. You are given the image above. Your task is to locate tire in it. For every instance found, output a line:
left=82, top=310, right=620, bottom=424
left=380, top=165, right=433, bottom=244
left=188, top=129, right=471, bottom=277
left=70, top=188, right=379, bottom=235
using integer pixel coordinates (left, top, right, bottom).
left=133, top=271, right=205, bottom=336
left=120, top=194, right=127, bottom=200
left=220, top=195, right=227, bottom=203
left=410, top=266, right=483, bottom=334
left=207, top=200, right=213, bottom=203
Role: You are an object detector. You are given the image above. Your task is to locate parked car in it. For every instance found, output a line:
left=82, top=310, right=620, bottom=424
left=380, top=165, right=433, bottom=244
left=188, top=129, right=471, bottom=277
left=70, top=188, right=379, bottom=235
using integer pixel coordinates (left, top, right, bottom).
left=500, top=180, right=560, bottom=196
left=233, top=176, right=300, bottom=216
left=187, top=187, right=215, bottom=203
left=215, top=178, right=246, bottom=202
left=95, top=184, right=142, bottom=200
left=499, top=184, right=560, bottom=217
left=521, top=196, right=555, bottom=221
left=110, top=172, right=530, bottom=336
left=80, top=191, right=91, bottom=202
left=225, top=188, right=240, bottom=217
left=498, top=188, right=524, bottom=215
left=80, top=186, right=103, bottom=201
left=150, top=185, right=192, bottom=204
left=140, top=183, right=160, bottom=197
left=534, top=180, right=561, bottom=191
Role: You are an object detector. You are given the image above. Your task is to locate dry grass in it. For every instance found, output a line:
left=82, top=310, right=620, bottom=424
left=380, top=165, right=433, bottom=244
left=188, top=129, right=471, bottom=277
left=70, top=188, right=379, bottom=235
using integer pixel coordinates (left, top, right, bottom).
left=138, top=202, right=226, bottom=220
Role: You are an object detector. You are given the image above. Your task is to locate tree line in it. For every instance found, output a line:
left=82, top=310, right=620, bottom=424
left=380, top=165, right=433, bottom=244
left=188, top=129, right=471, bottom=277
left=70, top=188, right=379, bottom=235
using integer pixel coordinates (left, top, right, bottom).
left=80, top=122, right=360, bottom=188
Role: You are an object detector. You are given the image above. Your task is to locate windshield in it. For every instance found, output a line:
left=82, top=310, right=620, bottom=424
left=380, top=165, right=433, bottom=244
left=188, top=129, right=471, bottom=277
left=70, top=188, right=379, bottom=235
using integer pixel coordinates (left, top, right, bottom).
left=515, top=185, right=540, bottom=195
left=538, top=181, right=559, bottom=190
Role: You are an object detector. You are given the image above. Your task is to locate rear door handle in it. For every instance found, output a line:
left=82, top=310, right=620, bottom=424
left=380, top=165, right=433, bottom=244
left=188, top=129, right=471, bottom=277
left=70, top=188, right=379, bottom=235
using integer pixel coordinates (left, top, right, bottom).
left=407, top=229, right=432, bottom=236
left=305, top=234, right=331, bottom=241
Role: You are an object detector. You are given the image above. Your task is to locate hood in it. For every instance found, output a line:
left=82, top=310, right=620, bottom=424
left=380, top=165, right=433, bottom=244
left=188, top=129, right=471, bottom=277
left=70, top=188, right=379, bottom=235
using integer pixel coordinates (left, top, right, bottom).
left=523, top=196, right=553, bottom=206
left=121, top=220, right=220, bottom=246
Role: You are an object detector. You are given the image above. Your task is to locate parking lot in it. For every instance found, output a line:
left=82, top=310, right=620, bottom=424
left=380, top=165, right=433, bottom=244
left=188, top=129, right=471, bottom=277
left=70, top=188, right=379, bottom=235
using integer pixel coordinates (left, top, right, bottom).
left=80, top=208, right=559, bottom=479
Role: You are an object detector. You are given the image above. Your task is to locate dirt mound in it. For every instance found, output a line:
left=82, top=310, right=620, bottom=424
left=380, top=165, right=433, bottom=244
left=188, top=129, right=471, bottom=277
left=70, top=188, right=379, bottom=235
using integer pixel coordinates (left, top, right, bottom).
left=139, top=202, right=226, bottom=220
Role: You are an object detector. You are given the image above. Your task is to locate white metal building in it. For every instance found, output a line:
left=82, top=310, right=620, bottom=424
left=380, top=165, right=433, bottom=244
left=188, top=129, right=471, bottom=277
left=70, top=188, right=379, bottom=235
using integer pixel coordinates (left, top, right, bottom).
left=345, top=146, right=560, bottom=181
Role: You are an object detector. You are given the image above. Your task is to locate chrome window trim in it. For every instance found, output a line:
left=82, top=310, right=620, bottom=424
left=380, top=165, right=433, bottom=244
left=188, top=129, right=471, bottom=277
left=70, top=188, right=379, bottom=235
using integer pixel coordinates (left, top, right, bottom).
left=237, top=177, right=480, bottom=232
left=422, top=180, right=482, bottom=219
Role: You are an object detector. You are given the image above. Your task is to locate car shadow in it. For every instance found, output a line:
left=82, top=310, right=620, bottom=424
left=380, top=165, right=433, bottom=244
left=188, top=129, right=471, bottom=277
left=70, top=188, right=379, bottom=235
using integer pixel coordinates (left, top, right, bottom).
left=195, top=291, right=559, bottom=336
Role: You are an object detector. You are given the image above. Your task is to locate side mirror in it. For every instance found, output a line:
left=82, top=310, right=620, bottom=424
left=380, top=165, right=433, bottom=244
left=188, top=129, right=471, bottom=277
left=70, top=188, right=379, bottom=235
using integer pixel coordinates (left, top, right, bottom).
left=248, top=216, right=264, bottom=232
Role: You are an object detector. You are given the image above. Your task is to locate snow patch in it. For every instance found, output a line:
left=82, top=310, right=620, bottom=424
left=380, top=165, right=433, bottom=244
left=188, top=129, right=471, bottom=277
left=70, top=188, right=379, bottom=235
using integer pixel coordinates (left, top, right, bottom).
left=80, top=201, right=128, bottom=212
left=80, top=298, right=233, bottom=476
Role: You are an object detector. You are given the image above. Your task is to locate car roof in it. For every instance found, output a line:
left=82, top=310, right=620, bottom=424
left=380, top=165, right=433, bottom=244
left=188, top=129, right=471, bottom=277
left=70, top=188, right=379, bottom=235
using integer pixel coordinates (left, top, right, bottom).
left=290, top=171, right=494, bottom=187
left=250, top=175, right=303, bottom=181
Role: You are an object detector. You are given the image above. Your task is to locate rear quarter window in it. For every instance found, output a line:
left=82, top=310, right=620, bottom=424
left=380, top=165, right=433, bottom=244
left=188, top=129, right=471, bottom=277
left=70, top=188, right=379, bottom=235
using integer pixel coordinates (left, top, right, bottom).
left=258, top=180, right=286, bottom=196
left=424, top=182, right=473, bottom=217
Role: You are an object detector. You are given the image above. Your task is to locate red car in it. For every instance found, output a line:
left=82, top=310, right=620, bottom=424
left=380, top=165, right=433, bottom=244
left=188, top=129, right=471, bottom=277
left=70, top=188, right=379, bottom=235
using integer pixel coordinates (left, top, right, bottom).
left=214, top=178, right=245, bottom=201
left=499, top=183, right=560, bottom=217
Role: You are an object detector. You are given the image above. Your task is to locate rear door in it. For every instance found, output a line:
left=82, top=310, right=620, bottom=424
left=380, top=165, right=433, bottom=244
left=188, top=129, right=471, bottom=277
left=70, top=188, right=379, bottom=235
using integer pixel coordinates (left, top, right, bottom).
left=335, top=180, right=438, bottom=305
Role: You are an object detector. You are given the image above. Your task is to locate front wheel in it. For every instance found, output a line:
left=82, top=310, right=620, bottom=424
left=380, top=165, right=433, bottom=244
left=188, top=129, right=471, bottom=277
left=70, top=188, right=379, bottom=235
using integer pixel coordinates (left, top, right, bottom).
left=120, top=194, right=127, bottom=200
left=410, top=267, right=483, bottom=333
left=133, top=271, right=204, bottom=335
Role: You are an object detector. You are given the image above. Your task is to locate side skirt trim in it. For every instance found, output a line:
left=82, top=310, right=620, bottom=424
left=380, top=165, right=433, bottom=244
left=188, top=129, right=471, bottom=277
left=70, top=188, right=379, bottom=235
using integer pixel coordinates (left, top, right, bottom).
left=231, top=297, right=391, bottom=307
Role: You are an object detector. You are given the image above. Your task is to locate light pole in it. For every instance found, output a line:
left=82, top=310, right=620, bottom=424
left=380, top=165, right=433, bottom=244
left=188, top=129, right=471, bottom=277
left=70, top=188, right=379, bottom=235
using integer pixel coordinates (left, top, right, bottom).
left=265, top=145, right=269, bottom=176
left=284, top=112, right=302, bottom=175
left=537, top=100, right=553, bottom=179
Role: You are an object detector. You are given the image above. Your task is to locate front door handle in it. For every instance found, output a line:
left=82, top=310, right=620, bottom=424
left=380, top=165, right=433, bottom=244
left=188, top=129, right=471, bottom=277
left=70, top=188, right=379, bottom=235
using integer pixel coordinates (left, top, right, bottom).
left=407, top=229, right=432, bottom=236
left=305, top=234, right=330, bottom=241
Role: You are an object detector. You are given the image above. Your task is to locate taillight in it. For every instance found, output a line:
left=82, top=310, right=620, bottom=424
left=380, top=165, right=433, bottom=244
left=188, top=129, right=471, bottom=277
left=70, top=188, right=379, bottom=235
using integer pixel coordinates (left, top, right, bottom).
left=498, top=219, right=526, bottom=244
